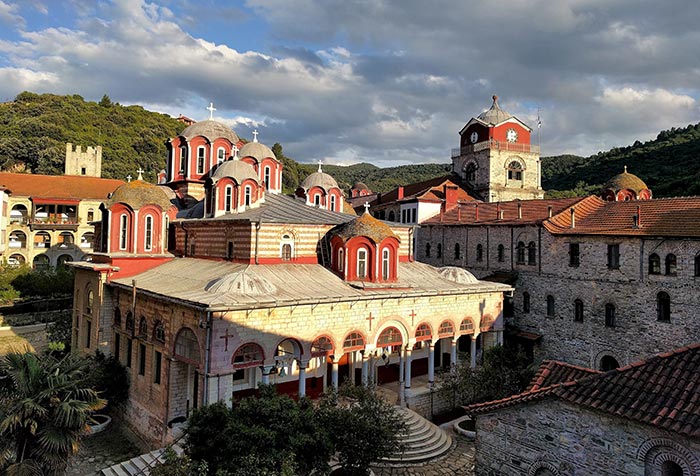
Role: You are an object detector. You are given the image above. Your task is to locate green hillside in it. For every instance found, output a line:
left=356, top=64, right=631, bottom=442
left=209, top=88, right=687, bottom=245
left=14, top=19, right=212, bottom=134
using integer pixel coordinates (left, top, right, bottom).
left=542, top=123, right=700, bottom=198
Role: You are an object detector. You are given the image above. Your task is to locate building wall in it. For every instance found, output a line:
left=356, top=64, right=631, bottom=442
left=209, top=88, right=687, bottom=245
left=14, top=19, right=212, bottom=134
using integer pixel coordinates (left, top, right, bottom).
left=416, top=224, right=700, bottom=368
left=65, top=143, right=102, bottom=177
left=474, top=399, right=700, bottom=476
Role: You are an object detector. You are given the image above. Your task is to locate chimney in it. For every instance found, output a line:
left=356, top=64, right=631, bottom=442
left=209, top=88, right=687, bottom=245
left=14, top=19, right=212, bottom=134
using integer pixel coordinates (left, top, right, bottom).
left=570, top=208, right=576, bottom=228
left=475, top=203, right=479, bottom=221
left=499, top=210, right=504, bottom=220
left=548, top=206, right=553, bottom=218
left=397, top=186, right=404, bottom=200
left=457, top=204, right=461, bottom=221
left=637, top=205, right=641, bottom=227
left=496, top=202, right=501, bottom=220
left=517, top=202, right=522, bottom=219
left=444, top=184, right=459, bottom=207
left=377, top=192, right=382, bottom=204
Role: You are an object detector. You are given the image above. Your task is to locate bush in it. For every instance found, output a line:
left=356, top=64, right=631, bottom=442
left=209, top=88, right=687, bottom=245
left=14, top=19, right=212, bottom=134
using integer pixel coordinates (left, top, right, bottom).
left=85, top=351, right=130, bottom=409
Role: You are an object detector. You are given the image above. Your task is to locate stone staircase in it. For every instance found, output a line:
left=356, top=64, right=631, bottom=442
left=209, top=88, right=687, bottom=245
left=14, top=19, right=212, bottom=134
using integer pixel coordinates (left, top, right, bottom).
left=100, top=443, right=183, bottom=476
left=377, top=406, right=453, bottom=465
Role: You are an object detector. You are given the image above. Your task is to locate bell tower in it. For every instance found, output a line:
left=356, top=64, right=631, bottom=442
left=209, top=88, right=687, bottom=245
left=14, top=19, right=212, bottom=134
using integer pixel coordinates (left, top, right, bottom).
left=451, top=95, right=544, bottom=202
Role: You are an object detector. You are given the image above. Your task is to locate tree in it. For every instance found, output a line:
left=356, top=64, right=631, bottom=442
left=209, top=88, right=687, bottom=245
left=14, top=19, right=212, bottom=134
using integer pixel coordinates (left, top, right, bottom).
left=0, top=352, right=106, bottom=475
left=98, top=94, right=112, bottom=107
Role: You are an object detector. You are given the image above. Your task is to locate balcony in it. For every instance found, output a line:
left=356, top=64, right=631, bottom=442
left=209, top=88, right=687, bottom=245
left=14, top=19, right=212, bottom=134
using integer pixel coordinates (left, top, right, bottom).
left=29, top=216, right=79, bottom=231
left=451, top=139, right=540, bottom=158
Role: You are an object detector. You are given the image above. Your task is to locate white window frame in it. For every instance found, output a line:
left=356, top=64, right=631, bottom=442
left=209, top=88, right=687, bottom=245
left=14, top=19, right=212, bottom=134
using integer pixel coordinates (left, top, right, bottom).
left=382, top=248, right=390, bottom=280
left=119, top=214, right=128, bottom=250
left=245, top=185, right=252, bottom=206
left=144, top=215, right=153, bottom=251
left=314, top=194, right=321, bottom=207
left=196, top=146, right=206, bottom=174
left=338, top=248, right=344, bottom=272
left=357, top=248, right=368, bottom=279
left=330, top=195, right=336, bottom=212
left=225, top=186, right=233, bottom=212
left=264, top=166, right=271, bottom=191
left=217, top=147, right=226, bottom=165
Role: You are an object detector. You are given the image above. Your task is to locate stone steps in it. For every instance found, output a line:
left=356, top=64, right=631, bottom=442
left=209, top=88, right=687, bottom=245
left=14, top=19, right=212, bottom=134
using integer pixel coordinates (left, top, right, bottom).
left=100, top=444, right=183, bottom=476
left=377, top=406, right=453, bottom=465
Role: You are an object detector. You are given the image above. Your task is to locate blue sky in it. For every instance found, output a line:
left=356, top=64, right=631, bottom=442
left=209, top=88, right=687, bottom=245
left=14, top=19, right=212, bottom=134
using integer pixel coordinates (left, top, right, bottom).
left=1, top=0, right=699, bottom=169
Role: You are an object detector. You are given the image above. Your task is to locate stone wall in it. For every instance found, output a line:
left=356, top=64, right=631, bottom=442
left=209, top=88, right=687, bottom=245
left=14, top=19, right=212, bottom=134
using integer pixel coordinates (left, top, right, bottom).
left=474, top=399, right=700, bottom=476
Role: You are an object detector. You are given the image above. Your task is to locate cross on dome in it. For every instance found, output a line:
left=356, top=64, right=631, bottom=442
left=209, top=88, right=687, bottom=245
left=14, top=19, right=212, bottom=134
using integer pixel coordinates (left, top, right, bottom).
left=252, top=129, right=259, bottom=143
left=206, top=102, right=216, bottom=120
left=136, top=167, right=144, bottom=181
left=318, top=160, right=323, bottom=173
left=232, top=145, right=239, bottom=160
left=126, top=174, right=132, bottom=183
left=363, top=202, right=370, bottom=213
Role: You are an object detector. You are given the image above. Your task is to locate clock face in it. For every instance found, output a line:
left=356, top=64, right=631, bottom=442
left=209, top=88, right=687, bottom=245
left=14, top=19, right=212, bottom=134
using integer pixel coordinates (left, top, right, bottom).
left=470, top=131, right=478, bottom=144
left=506, top=128, right=518, bottom=143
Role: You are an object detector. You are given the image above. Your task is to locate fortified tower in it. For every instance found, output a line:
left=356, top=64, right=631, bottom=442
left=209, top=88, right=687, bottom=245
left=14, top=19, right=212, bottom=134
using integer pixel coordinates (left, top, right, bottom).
left=65, top=143, right=102, bottom=177
left=451, top=95, right=543, bottom=202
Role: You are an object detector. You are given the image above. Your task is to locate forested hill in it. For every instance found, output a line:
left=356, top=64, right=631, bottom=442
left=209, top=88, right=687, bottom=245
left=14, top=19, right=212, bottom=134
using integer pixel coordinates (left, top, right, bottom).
left=542, top=123, right=700, bottom=198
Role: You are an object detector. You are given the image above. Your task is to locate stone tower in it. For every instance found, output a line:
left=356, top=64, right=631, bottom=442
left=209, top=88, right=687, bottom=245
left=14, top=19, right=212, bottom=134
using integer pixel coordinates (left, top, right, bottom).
left=451, top=96, right=543, bottom=202
left=65, top=143, right=102, bottom=177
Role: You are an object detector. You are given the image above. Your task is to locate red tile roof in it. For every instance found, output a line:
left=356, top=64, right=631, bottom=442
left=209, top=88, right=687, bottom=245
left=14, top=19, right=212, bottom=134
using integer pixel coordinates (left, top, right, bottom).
left=544, top=196, right=700, bottom=238
left=423, top=197, right=584, bottom=226
left=0, top=173, right=124, bottom=201
left=527, top=360, right=600, bottom=391
left=370, top=176, right=477, bottom=206
left=465, top=344, right=700, bottom=438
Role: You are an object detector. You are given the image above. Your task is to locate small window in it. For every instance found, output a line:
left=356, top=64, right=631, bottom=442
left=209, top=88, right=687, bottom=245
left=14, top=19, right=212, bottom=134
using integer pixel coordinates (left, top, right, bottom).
left=227, top=241, right=234, bottom=260
left=523, top=292, right=530, bottom=313
left=153, top=321, right=166, bottom=343
left=225, top=186, right=233, bottom=212
left=497, top=244, right=504, bottom=262
left=244, top=186, right=252, bottom=206
left=600, top=355, right=619, bottom=371
left=138, top=318, right=148, bottom=338
left=649, top=253, right=661, bottom=274
left=125, top=312, right=134, bottom=331
left=282, top=243, right=292, bottom=261
left=665, top=254, right=677, bottom=275
left=605, top=303, right=616, bottom=327
left=569, top=243, right=580, bottom=267
left=454, top=243, right=461, bottom=260
left=338, top=248, right=344, bottom=272
left=516, top=241, right=525, bottom=264
left=546, top=295, right=555, bottom=317
left=196, top=146, right=206, bottom=174
left=436, top=243, right=442, bottom=259
left=476, top=244, right=483, bottom=262
left=388, top=210, right=395, bottom=222
left=425, top=243, right=431, bottom=258
left=85, top=290, right=94, bottom=315
left=465, top=163, right=476, bottom=183
left=217, top=147, right=226, bottom=165
left=330, top=195, right=337, bottom=212
left=179, top=147, right=186, bottom=173
left=607, top=244, right=620, bottom=270
left=85, top=320, right=92, bottom=349
left=507, top=161, right=523, bottom=180
left=357, top=249, right=368, bottom=279
left=126, top=338, right=133, bottom=368
left=153, top=350, right=162, bottom=384
left=87, top=209, right=94, bottom=222
left=527, top=241, right=536, bottom=265
left=382, top=248, right=390, bottom=280
left=138, top=343, right=146, bottom=376
left=264, top=166, right=271, bottom=190
left=411, top=208, right=417, bottom=223
left=574, top=299, right=583, bottom=322
left=314, top=194, right=321, bottom=207
left=119, top=214, right=128, bottom=250
left=114, top=333, right=121, bottom=361
left=144, top=215, right=153, bottom=251
left=657, top=292, right=671, bottom=322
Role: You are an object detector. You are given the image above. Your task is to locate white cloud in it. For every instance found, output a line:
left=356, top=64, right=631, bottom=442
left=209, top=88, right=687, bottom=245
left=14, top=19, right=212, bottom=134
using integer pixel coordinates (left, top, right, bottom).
left=0, top=1, right=23, bottom=27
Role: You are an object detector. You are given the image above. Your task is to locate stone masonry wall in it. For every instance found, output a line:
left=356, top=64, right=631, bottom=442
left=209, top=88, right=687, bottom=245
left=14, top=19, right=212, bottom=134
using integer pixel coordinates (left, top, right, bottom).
left=474, top=399, right=700, bottom=475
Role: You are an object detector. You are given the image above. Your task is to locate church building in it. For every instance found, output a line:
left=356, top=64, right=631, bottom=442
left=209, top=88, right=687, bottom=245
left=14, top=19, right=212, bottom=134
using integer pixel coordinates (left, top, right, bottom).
left=70, top=118, right=510, bottom=447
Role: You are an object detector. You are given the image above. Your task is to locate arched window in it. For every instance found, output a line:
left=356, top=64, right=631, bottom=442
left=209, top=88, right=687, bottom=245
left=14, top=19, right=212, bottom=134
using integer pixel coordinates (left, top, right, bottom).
left=86, top=289, right=94, bottom=315
left=523, top=292, right=530, bottom=313
left=311, top=336, right=334, bottom=357
left=546, top=295, right=555, bottom=317
left=113, top=307, right=121, bottom=326
left=415, top=323, right=432, bottom=341
left=138, top=318, right=148, bottom=337
left=649, top=253, right=661, bottom=274
left=459, top=319, right=474, bottom=334
left=476, top=244, right=483, bottom=262
left=174, top=328, right=200, bottom=363
left=516, top=241, right=525, bottom=264
left=425, top=243, right=431, bottom=258
left=225, top=186, right=233, bottom=212
left=196, top=146, right=206, bottom=174
left=153, top=321, right=166, bottom=343
left=657, top=292, right=671, bottom=322
left=87, top=208, right=94, bottom=222
left=497, top=244, right=505, bottom=262
left=438, top=320, right=455, bottom=337
left=661, top=461, right=684, bottom=476
left=338, top=248, right=344, bottom=272
left=382, top=248, right=390, bottom=280
left=232, top=343, right=264, bottom=369
left=600, top=355, right=619, bottom=371
left=665, top=254, right=677, bottom=275
left=342, top=332, right=365, bottom=351
left=436, top=243, right=442, bottom=259
left=179, top=146, right=187, bottom=173
left=264, top=166, right=271, bottom=190
left=527, top=241, right=536, bottom=265
left=388, top=210, right=395, bottom=222
left=281, top=243, right=292, bottom=261
left=330, top=194, right=337, bottom=212
left=605, top=303, right=616, bottom=327
left=244, top=186, right=252, bottom=206
left=574, top=299, right=584, bottom=322
left=465, top=162, right=476, bottom=183
left=377, top=327, right=402, bottom=348
left=357, top=248, right=368, bottom=279
left=217, top=147, right=226, bottom=165
left=125, top=312, right=134, bottom=331
left=454, top=243, right=461, bottom=260
left=507, top=161, right=523, bottom=180
left=119, top=214, right=128, bottom=250
left=144, top=215, right=153, bottom=251
left=314, top=194, right=321, bottom=207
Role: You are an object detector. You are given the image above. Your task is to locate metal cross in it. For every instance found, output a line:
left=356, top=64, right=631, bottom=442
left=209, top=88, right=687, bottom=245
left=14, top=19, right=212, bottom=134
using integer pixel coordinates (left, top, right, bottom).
left=136, top=167, right=144, bottom=181
left=232, top=145, right=239, bottom=159
left=363, top=202, right=370, bottom=213
left=207, top=102, right=216, bottom=120
left=366, top=312, right=375, bottom=331
left=126, top=174, right=132, bottom=183
left=252, top=129, right=259, bottom=142
left=220, top=328, right=233, bottom=351
left=318, top=160, right=323, bottom=173
left=409, top=309, right=417, bottom=326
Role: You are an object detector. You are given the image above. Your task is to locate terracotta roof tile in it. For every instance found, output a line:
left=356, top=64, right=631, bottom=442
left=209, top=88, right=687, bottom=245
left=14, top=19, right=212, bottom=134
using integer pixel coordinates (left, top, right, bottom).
left=424, top=197, right=584, bottom=226
left=0, top=172, right=124, bottom=201
left=370, top=176, right=476, bottom=205
left=465, top=344, right=700, bottom=438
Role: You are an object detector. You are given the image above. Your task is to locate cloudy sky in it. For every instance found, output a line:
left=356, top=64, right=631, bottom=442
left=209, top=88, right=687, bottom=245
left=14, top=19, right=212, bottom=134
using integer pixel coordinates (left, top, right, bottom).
left=0, top=0, right=699, bottom=167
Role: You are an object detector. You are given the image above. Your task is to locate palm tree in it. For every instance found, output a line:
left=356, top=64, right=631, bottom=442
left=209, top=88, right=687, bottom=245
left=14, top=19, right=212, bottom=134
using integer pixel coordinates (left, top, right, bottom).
left=0, top=351, right=106, bottom=475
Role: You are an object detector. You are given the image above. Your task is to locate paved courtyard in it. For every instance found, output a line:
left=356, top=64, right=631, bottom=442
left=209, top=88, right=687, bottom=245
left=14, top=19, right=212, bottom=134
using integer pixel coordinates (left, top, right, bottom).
left=67, top=425, right=142, bottom=476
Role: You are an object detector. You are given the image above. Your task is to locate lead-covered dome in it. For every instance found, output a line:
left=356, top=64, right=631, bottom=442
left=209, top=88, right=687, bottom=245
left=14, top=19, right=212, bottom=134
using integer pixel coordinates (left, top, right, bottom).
left=330, top=212, right=398, bottom=244
left=239, top=142, right=277, bottom=162
left=438, top=267, right=478, bottom=284
left=211, top=160, right=260, bottom=184
left=603, top=166, right=649, bottom=193
left=300, top=170, right=339, bottom=192
left=205, top=269, right=277, bottom=296
left=180, top=120, right=240, bottom=143
left=477, top=95, right=513, bottom=125
left=108, top=180, right=174, bottom=210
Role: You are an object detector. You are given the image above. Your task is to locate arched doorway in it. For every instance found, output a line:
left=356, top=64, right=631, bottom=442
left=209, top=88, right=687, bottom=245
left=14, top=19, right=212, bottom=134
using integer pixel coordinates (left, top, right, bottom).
left=274, top=338, right=304, bottom=396
left=8, top=254, right=25, bottom=267
left=169, top=328, right=202, bottom=424
left=32, top=254, right=49, bottom=271
left=231, top=343, right=264, bottom=400
left=311, top=335, right=334, bottom=393
left=339, top=331, right=365, bottom=386
left=57, top=254, right=73, bottom=268
left=434, top=320, right=455, bottom=369
left=375, top=326, right=403, bottom=384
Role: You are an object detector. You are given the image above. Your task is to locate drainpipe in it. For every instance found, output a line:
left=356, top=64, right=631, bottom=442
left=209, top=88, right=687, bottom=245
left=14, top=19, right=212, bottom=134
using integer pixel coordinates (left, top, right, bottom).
left=254, top=220, right=261, bottom=264
left=203, top=310, right=213, bottom=406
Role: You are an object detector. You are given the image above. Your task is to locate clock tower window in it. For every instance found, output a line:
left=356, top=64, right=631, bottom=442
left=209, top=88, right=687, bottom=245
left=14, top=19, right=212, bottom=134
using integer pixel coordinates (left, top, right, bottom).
left=507, top=161, right=523, bottom=181
left=464, top=162, right=477, bottom=183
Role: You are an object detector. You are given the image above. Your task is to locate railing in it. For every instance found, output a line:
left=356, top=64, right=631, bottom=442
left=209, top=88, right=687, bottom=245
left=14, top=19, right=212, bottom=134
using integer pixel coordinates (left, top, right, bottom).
left=9, top=217, right=28, bottom=225
left=451, top=139, right=540, bottom=158
left=8, top=241, right=25, bottom=249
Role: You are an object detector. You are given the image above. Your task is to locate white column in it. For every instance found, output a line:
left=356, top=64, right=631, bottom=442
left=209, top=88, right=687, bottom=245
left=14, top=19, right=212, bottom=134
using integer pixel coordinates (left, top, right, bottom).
left=260, top=364, right=274, bottom=385
left=331, top=359, right=339, bottom=389
left=361, top=352, right=369, bottom=386
left=404, top=348, right=413, bottom=390
left=427, top=343, right=435, bottom=384
left=298, top=360, right=308, bottom=397
left=470, top=336, right=477, bottom=369
left=450, top=338, right=458, bottom=368
left=497, top=330, right=504, bottom=345
left=398, top=350, right=405, bottom=406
